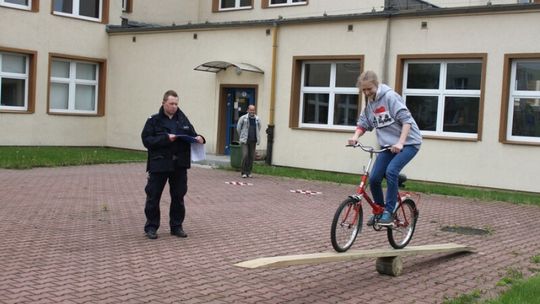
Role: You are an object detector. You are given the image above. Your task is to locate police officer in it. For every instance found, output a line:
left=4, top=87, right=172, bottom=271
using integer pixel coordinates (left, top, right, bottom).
left=141, top=90, right=205, bottom=240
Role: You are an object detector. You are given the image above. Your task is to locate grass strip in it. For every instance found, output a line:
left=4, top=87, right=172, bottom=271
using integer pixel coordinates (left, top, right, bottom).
left=0, top=146, right=146, bottom=169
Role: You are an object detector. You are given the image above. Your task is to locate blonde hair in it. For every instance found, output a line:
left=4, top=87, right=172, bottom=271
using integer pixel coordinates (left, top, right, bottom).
left=357, top=70, right=379, bottom=88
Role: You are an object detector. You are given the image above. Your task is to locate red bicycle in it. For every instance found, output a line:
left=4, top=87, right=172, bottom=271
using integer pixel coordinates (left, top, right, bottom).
left=330, top=143, right=419, bottom=252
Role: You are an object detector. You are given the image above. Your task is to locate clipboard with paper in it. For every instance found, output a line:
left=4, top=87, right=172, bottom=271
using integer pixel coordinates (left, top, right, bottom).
left=174, top=134, right=205, bottom=161
left=175, top=134, right=198, bottom=143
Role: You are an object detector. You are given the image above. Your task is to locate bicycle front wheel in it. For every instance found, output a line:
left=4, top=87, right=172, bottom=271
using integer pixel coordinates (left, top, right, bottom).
left=331, top=197, right=362, bottom=252
left=387, top=198, right=418, bottom=249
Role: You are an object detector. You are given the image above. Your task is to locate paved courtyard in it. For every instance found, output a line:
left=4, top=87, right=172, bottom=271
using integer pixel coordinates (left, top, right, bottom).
left=0, top=163, right=539, bottom=304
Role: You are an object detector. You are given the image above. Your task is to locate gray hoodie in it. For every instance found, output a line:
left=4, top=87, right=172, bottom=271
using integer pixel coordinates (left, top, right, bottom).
left=357, top=84, right=422, bottom=148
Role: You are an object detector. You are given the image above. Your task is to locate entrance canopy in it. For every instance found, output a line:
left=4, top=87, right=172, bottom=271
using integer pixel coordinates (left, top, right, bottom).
left=194, top=61, right=264, bottom=74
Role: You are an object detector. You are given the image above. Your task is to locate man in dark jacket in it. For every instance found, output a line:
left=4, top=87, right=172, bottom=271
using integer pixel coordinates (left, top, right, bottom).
left=141, top=90, right=205, bottom=240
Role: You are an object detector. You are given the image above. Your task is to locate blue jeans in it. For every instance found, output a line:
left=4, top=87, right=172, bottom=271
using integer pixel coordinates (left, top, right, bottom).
left=369, top=145, right=419, bottom=213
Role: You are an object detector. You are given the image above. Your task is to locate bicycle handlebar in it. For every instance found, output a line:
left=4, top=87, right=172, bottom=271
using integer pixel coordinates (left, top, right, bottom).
left=346, top=143, right=390, bottom=153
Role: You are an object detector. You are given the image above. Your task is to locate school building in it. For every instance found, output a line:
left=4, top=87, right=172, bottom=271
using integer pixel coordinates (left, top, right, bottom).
left=1, top=0, right=539, bottom=192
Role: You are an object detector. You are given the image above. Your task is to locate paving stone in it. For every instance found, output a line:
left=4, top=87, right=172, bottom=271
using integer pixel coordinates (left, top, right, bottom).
left=0, top=164, right=539, bottom=304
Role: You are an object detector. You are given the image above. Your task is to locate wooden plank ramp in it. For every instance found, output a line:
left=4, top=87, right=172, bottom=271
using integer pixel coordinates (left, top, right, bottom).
left=235, top=243, right=474, bottom=269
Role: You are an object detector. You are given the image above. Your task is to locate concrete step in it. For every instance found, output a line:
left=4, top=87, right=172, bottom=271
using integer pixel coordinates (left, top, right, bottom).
left=193, top=153, right=231, bottom=168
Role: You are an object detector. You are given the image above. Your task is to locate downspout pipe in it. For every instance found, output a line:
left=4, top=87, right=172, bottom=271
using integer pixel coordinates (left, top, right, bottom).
left=382, top=16, right=391, bottom=84
left=382, top=2, right=395, bottom=84
left=266, top=22, right=278, bottom=165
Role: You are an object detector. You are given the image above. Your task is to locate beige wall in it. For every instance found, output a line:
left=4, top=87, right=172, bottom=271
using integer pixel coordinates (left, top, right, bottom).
left=123, top=0, right=529, bottom=27
left=198, top=0, right=384, bottom=22
left=124, top=0, right=200, bottom=25
left=107, top=8, right=540, bottom=192
left=125, top=0, right=383, bottom=25
left=270, top=19, right=389, bottom=169
left=0, top=0, right=123, bottom=146
left=269, top=11, right=540, bottom=192
left=106, top=27, right=272, bottom=153
left=429, top=0, right=524, bottom=7
left=2, top=1, right=539, bottom=192
left=383, top=11, right=540, bottom=191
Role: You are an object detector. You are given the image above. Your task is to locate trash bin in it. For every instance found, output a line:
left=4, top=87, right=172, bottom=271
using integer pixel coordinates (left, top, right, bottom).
left=229, top=142, right=242, bottom=169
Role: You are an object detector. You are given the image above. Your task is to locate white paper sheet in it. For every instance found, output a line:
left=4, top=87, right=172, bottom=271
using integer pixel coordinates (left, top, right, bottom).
left=191, top=143, right=206, bottom=161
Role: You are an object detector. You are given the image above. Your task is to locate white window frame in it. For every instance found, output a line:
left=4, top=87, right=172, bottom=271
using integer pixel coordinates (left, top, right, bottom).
left=403, top=59, right=482, bottom=139
left=49, top=59, right=99, bottom=115
left=219, top=0, right=252, bottom=11
left=299, top=61, right=359, bottom=130
left=269, top=0, right=306, bottom=7
left=506, top=59, right=540, bottom=143
left=0, top=0, right=31, bottom=10
left=121, top=0, right=132, bottom=12
left=0, top=52, right=29, bottom=111
left=53, top=0, right=102, bottom=22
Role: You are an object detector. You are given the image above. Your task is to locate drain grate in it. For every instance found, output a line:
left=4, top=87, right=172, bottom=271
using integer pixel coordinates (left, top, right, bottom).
left=440, top=226, right=491, bottom=235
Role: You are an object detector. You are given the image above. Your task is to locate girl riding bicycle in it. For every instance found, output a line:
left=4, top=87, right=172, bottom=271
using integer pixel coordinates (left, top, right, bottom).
left=348, top=71, right=422, bottom=225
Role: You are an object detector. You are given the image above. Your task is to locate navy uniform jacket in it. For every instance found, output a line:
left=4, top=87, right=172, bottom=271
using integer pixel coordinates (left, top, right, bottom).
left=141, top=106, right=204, bottom=172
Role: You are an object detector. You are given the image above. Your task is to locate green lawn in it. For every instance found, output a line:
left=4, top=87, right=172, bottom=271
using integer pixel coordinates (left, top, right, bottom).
left=485, top=273, right=540, bottom=304
left=251, top=163, right=540, bottom=207
left=0, top=146, right=146, bottom=169
left=443, top=273, right=540, bottom=304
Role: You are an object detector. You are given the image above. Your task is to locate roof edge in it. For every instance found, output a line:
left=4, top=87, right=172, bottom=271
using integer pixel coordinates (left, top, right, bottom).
left=107, top=3, right=540, bottom=34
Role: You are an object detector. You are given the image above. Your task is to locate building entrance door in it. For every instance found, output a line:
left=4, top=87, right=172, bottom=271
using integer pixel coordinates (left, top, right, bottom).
left=224, top=87, right=256, bottom=155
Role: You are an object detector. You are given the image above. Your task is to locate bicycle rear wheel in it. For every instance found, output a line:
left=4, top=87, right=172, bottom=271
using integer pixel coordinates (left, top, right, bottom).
left=387, top=198, right=418, bottom=249
left=331, top=197, right=362, bottom=252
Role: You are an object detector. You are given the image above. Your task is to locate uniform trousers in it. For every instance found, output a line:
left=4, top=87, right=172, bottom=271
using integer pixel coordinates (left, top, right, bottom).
left=144, top=169, right=187, bottom=233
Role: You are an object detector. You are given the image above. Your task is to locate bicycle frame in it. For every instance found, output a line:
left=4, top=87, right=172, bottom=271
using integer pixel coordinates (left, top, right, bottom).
left=349, top=145, right=386, bottom=216
left=348, top=144, right=410, bottom=225
left=331, top=143, right=419, bottom=251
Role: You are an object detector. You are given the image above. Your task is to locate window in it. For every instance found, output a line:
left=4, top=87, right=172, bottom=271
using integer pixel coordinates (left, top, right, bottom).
left=48, top=55, right=106, bottom=116
left=501, top=56, right=540, bottom=144
left=263, top=0, right=307, bottom=7
left=290, top=56, right=362, bottom=130
left=214, top=0, right=252, bottom=11
left=400, top=57, right=485, bottom=140
left=0, top=0, right=37, bottom=11
left=121, top=0, right=132, bottom=13
left=0, top=48, right=36, bottom=113
left=52, top=0, right=106, bottom=22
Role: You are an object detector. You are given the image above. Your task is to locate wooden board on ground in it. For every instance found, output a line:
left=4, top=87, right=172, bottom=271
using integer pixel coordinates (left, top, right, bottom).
left=235, top=243, right=474, bottom=269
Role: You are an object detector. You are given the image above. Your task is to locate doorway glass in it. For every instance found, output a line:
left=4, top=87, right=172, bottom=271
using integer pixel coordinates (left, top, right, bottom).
left=225, top=88, right=255, bottom=154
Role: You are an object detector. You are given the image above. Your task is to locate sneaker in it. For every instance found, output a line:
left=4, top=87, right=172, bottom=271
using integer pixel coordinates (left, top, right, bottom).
left=247, top=174, right=253, bottom=178
left=242, top=174, right=247, bottom=178
left=378, top=211, right=394, bottom=225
